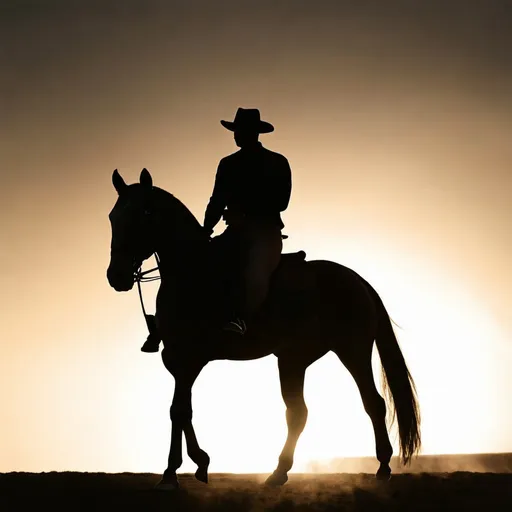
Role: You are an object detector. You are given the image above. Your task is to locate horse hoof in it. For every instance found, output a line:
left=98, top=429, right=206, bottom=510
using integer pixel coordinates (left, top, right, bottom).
left=195, top=465, right=209, bottom=484
left=194, top=451, right=210, bottom=484
left=376, top=466, right=392, bottom=481
left=155, top=476, right=180, bottom=491
left=265, top=471, right=288, bottom=487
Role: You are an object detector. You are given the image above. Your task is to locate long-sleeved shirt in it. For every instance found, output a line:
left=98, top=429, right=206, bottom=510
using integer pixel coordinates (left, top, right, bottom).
left=204, top=142, right=292, bottom=232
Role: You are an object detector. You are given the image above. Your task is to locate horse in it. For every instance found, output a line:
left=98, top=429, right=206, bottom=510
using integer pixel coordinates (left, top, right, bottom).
left=106, top=168, right=421, bottom=491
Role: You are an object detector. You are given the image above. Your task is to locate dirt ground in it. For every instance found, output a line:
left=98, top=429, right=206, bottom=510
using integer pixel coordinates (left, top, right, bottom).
left=1, top=472, right=511, bottom=511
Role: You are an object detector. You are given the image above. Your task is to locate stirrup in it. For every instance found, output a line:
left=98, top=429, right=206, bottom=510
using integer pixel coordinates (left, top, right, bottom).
left=223, top=318, right=247, bottom=335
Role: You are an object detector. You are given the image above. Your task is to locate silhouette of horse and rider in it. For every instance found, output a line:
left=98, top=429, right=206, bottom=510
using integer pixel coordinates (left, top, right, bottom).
left=106, top=108, right=421, bottom=491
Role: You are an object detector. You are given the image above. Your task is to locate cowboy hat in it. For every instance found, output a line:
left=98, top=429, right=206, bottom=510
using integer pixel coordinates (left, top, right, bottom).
left=220, top=108, right=274, bottom=134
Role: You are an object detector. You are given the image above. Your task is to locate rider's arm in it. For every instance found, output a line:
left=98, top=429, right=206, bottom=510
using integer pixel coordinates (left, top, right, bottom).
left=204, top=159, right=228, bottom=234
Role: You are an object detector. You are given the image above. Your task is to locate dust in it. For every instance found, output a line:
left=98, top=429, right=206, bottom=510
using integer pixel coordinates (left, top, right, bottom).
left=306, top=453, right=512, bottom=474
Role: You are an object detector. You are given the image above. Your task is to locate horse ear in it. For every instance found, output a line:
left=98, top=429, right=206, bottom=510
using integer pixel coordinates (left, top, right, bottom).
left=112, top=169, right=127, bottom=194
left=140, top=168, right=153, bottom=188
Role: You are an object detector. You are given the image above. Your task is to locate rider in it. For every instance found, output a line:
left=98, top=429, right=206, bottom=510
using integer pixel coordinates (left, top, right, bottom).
left=141, top=107, right=291, bottom=351
left=203, top=107, right=292, bottom=335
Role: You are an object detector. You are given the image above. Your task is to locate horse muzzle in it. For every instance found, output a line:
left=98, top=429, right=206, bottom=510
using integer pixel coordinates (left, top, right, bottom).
left=107, top=259, right=136, bottom=292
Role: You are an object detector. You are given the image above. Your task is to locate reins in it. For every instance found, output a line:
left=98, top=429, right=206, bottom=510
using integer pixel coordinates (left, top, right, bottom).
left=134, top=253, right=161, bottom=328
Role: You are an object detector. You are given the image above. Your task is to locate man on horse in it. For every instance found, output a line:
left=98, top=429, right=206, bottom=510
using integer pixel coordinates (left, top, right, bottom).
left=141, top=107, right=291, bottom=351
left=204, top=107, right=292, bottom=335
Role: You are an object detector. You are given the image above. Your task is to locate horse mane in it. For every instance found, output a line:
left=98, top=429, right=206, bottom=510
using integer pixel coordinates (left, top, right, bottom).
left=152, top=186, right=207, bottom=241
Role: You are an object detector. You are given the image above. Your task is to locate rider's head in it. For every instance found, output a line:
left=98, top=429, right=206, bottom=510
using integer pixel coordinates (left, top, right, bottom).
left=234, top=128, right=259, bottom=148
left=221, top=108, right=274, bottom=148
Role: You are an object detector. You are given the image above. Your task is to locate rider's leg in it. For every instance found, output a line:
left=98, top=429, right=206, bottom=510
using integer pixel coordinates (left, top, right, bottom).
left=222, top=222, right=282, bottom=334
left=240, top=223, right=282, bottom=324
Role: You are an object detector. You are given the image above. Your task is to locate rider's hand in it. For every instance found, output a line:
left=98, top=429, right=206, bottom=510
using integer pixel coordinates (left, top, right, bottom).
left=203, top=226, right=214, bottom=239
left=222, top=209, right=244, bottom=228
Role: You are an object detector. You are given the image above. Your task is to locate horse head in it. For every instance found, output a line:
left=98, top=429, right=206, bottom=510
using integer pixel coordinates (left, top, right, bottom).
left=107, top=168, right=208, bottom=292
left=107, top=168, right=158, bottom=292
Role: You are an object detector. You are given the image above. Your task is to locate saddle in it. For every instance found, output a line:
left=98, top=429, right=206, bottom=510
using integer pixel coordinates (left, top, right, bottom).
left=272, top=250, right=309, bottom=292
left=265, top=250, right=315, bottom=318
left=280, top=250, right=306, bottom=263
left=210, top=231, right=315, bottom=321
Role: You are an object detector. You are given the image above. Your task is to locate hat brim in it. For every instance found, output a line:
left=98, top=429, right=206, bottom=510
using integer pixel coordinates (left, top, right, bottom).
left=220, top=120, right=274, bottom=134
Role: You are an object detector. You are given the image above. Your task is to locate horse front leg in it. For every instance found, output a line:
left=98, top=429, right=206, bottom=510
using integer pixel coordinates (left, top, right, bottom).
left=156, top=383, right=187, bottom=491
left=156, top=365, right=207, bottom=491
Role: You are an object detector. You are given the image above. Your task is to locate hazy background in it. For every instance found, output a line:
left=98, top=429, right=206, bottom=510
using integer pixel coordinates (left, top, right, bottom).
left=1, top=0, right=511, bottom=473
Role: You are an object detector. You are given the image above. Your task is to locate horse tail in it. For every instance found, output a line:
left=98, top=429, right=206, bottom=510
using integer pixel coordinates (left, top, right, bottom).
left=367, top=283, right=421, bottom=465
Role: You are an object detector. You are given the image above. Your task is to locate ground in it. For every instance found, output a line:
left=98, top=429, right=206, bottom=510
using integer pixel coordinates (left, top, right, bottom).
left=1, top=472, right=511, bottom=511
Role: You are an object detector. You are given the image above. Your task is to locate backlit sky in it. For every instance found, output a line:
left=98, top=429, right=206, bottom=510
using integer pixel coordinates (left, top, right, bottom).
left=1, top=0, right=511, bottom=473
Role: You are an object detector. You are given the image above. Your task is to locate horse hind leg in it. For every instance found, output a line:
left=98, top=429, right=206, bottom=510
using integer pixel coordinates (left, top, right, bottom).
left=184, top=422, right=210, bottom=483
left=265, top=358, right=309, bottom=487
left=335, top=346, right=393, bottom=480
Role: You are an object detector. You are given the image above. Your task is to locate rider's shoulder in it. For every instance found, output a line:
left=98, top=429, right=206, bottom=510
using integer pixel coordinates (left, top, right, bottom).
left=217, top=153, right=237, bottom=174
left=262, top=147, right=290, bottom=166
left=220, top=150, right=242, bottom=163
left=219, top=147, right=289, bottom=166
left=265, top=147, right=288, bottom=159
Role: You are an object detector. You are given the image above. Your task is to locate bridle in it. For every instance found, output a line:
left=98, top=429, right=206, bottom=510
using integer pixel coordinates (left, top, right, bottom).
left=129, top=199, right=161, bottom=329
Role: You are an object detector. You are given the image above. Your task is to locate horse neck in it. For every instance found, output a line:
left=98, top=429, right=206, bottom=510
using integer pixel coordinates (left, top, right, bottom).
left=152, top=190, right=209, bottom=284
